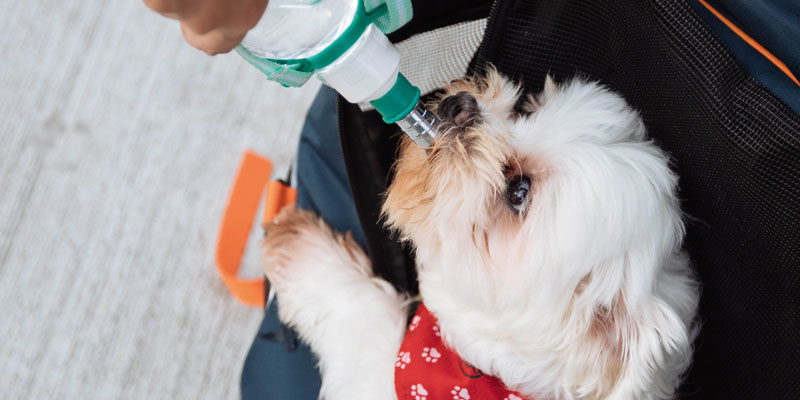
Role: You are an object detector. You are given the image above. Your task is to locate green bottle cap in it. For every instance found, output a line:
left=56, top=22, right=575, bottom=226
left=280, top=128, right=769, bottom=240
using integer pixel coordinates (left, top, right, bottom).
left=370, top=73, right=421, bottom=124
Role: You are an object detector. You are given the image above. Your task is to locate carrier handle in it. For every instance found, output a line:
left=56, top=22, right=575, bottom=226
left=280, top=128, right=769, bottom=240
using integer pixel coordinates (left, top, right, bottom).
left=215, top=150, right=297, bottom=307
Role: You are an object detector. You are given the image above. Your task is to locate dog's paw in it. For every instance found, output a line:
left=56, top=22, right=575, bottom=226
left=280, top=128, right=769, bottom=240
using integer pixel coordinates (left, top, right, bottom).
left=261, top=206, right=317, bottom=291
left=261, top=207, right=370, bottom=296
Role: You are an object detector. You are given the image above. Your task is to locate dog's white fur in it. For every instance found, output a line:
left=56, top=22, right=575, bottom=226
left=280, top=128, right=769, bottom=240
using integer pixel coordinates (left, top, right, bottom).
left=263, top=72, right=699, bottom=400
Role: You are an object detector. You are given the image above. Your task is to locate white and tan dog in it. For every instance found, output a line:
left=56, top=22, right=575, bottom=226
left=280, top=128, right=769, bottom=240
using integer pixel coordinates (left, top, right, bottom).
left=262, top=71, right=699, bottom=400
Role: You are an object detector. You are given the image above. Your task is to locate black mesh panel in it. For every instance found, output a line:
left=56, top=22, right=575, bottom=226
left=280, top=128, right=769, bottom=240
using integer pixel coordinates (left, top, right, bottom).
left=469, top=1, right=800, bottom=398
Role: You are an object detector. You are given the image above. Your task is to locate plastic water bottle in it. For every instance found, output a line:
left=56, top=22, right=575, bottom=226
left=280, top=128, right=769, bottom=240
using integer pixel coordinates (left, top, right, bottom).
left=238, top=0, right=437, bottom=146
left=241, top=0, right=357, bottom=61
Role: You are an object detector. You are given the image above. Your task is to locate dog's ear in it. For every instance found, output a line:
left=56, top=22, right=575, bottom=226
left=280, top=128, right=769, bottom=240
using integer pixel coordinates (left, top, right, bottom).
left=573, top=247, right=697, bottom=398
left=602, top=296, right=695, bottom=399
left=581, top=257, right=697, bottom=398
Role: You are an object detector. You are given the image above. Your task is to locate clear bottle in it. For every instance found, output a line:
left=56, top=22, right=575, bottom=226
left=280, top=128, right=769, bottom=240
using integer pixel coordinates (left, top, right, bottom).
left=241, top=0, right=356, bottom=61
left=238, top=0, right=437, bottom=146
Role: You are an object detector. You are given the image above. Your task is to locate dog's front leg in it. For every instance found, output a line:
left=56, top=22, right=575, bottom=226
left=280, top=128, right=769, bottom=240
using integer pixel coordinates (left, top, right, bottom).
left=263, top=207, right=407, bottom=400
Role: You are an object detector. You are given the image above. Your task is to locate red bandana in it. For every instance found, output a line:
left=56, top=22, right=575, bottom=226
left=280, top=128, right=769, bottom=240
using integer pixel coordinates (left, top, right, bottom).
left=394, top=303, right=528, bottom=400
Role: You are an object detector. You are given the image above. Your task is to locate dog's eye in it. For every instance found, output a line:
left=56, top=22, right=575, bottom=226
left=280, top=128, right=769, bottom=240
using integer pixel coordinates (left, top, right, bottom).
left=506, top=175, right=531, bottom=213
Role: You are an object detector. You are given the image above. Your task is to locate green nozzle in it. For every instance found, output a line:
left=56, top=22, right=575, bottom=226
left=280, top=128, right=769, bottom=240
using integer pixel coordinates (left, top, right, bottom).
left=370, top=73, right=421, bottom=124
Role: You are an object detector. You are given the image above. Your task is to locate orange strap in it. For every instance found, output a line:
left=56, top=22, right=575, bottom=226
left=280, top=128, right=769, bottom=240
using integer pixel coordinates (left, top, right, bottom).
left=263, top=180, right=298, bottom=225
left=215, top=150, right=297, bottom=307
left=698, top=0, right=800, bottom=87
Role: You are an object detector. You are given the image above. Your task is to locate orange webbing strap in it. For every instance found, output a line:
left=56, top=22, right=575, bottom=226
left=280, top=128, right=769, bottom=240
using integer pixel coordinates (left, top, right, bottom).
left=263, top=180, right=298, bottom=225
left=215, top=150, right=297, bottom=307
left=698, top=0, right=800, bottom=88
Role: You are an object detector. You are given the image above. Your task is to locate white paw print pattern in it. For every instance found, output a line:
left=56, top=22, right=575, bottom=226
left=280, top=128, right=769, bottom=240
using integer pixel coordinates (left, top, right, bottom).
left=395, top=351, right=411, bottom=369
left=432, top=325, right=441, bottom=337
left=451, top=386, right=471, bottom=400
left=504, top=395, right=523, bottom=400
left=409, top=315, right=421, bottom=331
left=421, top=347, right=441, bottom=363
left=410, top=383, right=428, bottom=400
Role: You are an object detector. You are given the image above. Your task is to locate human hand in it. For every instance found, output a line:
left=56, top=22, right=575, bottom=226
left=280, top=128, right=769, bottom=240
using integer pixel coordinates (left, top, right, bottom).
left=144, top=0, right=268, bottom=55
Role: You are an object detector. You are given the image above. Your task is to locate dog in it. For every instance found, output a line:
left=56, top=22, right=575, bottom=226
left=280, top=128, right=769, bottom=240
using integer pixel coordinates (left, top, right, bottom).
left=262, top=71, right=699, bottom=400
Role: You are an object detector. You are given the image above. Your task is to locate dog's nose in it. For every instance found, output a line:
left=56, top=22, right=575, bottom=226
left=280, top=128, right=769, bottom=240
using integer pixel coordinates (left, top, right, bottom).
left=437, top=91, right=480, bottom=130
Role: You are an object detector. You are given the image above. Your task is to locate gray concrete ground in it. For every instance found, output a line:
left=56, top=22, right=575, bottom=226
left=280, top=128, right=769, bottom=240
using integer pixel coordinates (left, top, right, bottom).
left=0, top=1, right=321, bottom=398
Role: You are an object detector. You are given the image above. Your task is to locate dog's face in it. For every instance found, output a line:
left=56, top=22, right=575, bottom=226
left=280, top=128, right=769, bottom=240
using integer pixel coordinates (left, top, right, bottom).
left=383, top=72, right=697, bottom=399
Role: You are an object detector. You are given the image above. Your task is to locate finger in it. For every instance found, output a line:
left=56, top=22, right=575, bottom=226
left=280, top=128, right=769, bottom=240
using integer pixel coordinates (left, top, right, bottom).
left=179, top=0, right=265, bottom=36
left=180, top=23, right=243, bottom=55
